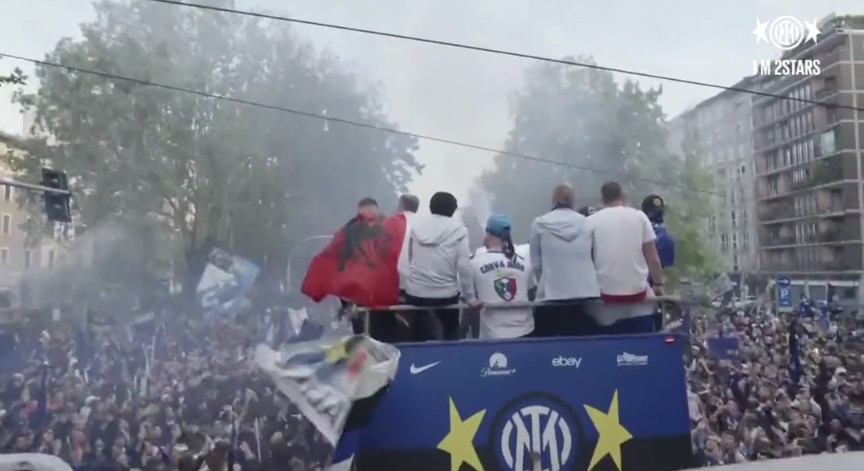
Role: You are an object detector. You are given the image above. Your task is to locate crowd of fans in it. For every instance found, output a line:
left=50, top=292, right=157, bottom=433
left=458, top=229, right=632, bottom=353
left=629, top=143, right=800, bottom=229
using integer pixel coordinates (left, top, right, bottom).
left=0, top=309, right=334, bottom=471
left=687, top=300, right=864, bottom=465
left=4, top=298, right=864, bottom=470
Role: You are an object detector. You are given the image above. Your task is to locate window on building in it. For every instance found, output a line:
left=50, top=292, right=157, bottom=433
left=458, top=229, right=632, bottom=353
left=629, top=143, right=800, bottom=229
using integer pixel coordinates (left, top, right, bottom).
left=24, top=249, right=32, bottom=268
left=733, top=255, right=739, bottom=272
left=0, top=247, right=7, bottom=266
left=3, top=185, right=11, bottom=202
left=721, top=233, right=728, bottom=250
left=731, top=211, right=737, bottom=228
left=743, top=232, right=750, bottom=248
left=733, top=233, right=739, bottom=249
left=821, top=129, right=837, bottom=156
left=1, top=214, right=10, bottom=235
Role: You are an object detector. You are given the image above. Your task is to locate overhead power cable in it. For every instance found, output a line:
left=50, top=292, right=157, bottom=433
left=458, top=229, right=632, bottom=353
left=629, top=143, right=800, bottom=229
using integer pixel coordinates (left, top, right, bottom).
left=145, top=0, right=864, bottom=113
left=0, top=52, right=715, bottom=195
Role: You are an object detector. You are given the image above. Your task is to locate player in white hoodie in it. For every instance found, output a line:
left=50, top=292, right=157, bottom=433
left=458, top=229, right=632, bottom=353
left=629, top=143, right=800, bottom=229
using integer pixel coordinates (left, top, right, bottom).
left=404, top=192, right=475, bottom=341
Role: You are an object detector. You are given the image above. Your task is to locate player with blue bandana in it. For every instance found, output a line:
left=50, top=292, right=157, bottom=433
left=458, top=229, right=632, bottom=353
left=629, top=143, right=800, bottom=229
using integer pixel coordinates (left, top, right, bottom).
left=468, top=214, right=535, bottom=339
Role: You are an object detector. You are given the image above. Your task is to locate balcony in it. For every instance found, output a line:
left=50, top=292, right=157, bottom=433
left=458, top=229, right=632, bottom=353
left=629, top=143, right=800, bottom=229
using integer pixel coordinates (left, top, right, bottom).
left=818, top=229, right=843, bottom=243
left=763, top=261, right=799, bottom=272
left=759, top=202, right=795, bottom=222
left=763, top=258, right=855, bottom=273
left=814, top=86, right=837, bottom=101
left=762, top=234, right=796, bottom=247
left=792, top=162, right=843, bottom=191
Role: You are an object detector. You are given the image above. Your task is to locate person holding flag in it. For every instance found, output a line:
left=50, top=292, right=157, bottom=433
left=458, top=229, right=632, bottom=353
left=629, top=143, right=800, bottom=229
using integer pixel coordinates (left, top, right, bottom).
left=302, top=197, right=409, bottom=342
left=469, top=214, right=535, bottom=339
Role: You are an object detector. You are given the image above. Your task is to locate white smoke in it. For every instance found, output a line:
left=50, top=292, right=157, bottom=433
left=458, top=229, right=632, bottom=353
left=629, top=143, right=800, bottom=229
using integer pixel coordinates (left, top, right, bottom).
left=469, top=189, right=494, bottom=228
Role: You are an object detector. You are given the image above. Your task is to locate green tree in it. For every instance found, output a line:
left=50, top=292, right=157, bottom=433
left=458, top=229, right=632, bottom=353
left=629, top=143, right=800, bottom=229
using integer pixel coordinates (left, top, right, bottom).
left=480, top=57, right=719, bottom=283
left=0, top=63, right=26, bottom=88
left=5, top=0, right=420, bottom=295
left=656, top=148, right=722, bottom=284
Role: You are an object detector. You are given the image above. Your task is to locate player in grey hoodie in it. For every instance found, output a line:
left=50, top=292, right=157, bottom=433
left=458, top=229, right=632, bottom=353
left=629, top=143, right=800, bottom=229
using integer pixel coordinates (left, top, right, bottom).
left=403, top=192, right=475, bottom=341
left=529, top=184, right=601, bottom=337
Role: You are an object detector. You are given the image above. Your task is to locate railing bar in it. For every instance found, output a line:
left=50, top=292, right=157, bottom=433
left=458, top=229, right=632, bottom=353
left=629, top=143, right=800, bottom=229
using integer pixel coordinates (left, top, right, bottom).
left=353, top=295, right=686, bottom=312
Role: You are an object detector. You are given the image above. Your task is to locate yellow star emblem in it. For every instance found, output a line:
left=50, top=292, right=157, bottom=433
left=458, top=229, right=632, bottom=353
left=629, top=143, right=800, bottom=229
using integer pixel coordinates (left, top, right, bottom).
left=584, top=390, right=633, bottom=471
left=437, top=397, right=486, bottom=471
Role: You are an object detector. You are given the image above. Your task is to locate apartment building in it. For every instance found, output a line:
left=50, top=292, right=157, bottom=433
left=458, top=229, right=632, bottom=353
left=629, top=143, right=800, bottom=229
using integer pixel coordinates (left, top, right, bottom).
left=0, top=133, right=35, bottom=305
left=754, top=18, right=864, bottom=302
left=668, top=76, right=760, bottom=277
left=0, top=131, right=87, bottom=307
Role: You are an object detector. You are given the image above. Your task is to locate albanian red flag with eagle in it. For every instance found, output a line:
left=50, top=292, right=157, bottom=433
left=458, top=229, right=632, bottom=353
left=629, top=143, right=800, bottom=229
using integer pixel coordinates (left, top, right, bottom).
left=301, top=213, right=408, bottom=307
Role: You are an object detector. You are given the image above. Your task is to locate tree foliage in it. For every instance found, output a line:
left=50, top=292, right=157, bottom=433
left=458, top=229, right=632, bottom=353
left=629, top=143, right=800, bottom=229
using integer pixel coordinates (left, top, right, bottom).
left=5, top=0, right=420, bottom=293
left=479, top=57, right=719, bottom=284
left=0, top=64, right=26, bottom=88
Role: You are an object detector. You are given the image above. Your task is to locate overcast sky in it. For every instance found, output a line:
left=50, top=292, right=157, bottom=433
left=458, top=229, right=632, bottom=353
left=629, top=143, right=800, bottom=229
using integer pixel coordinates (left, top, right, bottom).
left=1, top=0, right=861, bottom=208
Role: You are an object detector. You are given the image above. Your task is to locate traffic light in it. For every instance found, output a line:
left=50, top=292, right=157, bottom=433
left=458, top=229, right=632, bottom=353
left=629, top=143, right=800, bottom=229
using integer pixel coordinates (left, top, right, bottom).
left=41, top=168, right=71, bottom=223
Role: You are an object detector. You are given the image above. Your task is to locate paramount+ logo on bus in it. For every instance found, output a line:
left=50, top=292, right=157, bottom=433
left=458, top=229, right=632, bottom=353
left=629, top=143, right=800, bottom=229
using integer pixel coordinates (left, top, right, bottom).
left=752, top=16, right=822, bottom=77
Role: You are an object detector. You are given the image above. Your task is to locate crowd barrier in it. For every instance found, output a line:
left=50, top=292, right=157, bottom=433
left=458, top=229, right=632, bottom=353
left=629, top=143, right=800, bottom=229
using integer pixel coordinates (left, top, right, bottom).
left=339, top=296, right=696, bottom=471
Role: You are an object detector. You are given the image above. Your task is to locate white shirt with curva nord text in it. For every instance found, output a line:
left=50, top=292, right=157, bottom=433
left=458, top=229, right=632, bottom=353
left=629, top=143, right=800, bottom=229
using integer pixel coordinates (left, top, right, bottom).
left=470, top=248, right=535, bottom=339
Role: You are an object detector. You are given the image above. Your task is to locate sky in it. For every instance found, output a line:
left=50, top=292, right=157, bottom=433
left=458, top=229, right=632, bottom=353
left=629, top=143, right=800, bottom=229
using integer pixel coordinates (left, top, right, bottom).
left=1, top=0, right=862, bottom=209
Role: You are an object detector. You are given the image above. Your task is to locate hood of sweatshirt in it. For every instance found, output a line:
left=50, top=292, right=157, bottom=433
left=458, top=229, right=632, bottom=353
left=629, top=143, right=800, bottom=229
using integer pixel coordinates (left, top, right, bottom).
left=410, top=214, right=467, bottom=246
left=532, top=208, right=585, bottom=242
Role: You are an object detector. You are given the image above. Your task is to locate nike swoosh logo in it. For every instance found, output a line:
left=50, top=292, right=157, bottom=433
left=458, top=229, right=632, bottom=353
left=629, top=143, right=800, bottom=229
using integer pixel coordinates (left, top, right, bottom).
left=409, top=361, right=441, bottom=374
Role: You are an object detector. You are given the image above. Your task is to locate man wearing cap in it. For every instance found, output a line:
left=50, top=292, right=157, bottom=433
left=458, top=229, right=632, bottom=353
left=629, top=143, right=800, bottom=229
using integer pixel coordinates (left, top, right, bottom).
left=641, top=194, right=675, bottom=271
left=641, top=194, right=675, bottom=330
left=469, top=214, right=535, bottom=339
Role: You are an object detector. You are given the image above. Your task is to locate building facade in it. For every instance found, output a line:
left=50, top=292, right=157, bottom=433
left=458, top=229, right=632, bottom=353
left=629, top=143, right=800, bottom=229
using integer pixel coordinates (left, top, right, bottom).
left=0, top=134, right=35, bottom=305
left=0, top=132, right=87, bottom=307
left=753, top=20, right=864, bottom=303
left=668, top=77, right=761, bottom=277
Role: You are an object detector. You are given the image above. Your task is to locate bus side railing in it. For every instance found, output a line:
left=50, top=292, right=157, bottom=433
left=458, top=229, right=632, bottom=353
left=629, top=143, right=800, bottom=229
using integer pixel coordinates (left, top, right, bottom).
left=351, top=295, right=689, bottom=335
